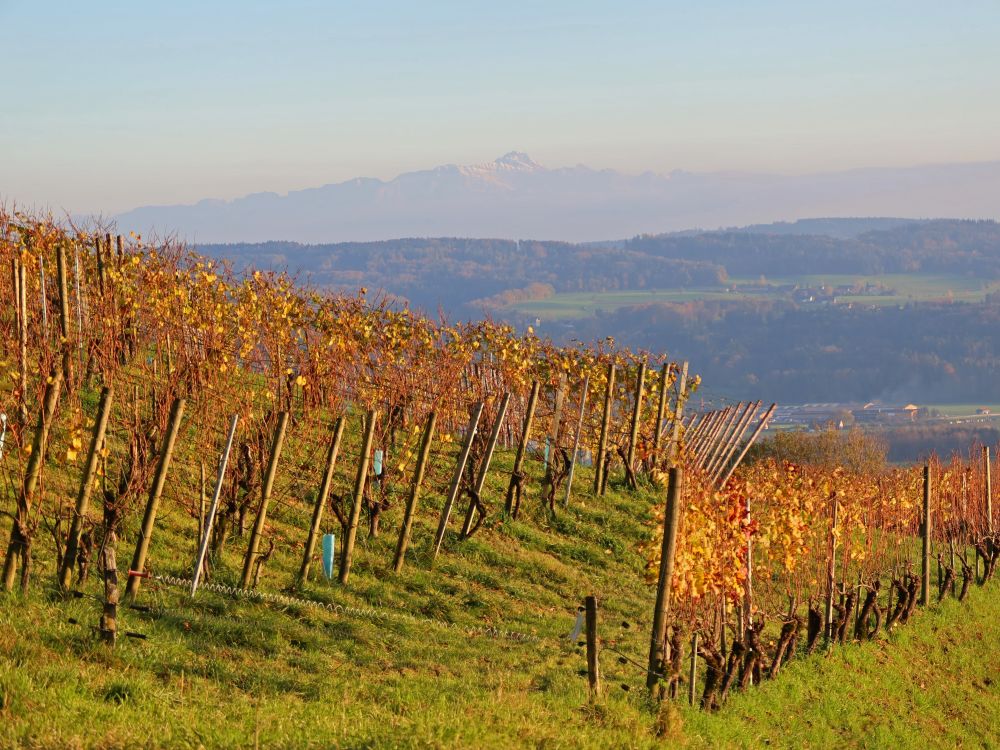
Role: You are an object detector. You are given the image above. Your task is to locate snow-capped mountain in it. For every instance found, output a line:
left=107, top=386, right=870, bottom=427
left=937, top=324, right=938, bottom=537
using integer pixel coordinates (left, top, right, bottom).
left=115, top=153, right=1000, bottom=243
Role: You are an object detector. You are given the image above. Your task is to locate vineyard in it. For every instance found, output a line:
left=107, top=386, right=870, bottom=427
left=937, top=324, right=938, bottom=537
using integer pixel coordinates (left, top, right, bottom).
left=1, top=211, right=999, bottom=748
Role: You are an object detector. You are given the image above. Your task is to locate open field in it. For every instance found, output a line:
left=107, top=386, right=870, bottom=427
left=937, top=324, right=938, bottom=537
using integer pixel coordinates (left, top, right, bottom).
left=511, top=274, right=1000, bottom=321
left=512, top=289, right=741, bottom=320
left=925, top=404, right=1000, bottom=418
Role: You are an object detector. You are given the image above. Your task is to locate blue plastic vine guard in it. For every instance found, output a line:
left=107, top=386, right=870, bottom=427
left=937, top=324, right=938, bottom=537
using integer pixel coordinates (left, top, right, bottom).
left=321, top=534, right=336, bottom=579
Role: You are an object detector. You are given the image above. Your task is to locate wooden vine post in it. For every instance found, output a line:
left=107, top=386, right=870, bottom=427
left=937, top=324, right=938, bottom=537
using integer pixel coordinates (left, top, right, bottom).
left=432, top=403, right=483, bottom=559
left=650, top=363, right=670, bottom=465
left=393, top=410, right=437, bottom=573
left=94, top=233, right=106, bottom=294
left=647, top=466, right=683, bottom=693
left=2, top=369, right=63, bottom=592
left=921, top=464, right=932, bottom=607
left=241, top=411, right=290, bottom=588
left=594, top=363, right=616, bottom=496
left=16, top=258, right=28, bottom=426
left=585, top=594, right=601, bottom=701
left=59, top=385, right=114, bottom=592
left=125, top=397, right=186, bottom=599
left=718, top=403, right=776, bottom=488
left=685, top=412, right=708, bottom=450
left=711, top=401, right=759, bottom=484
left=825, top=493, right=839, bottom=640
left=339, top=410, right=378, bottom=584
left=689, top=409, right=721, bottom=464
left=56, top=243, right=73, bottom=387
left=99, top=532, right=119, bottom=645
left=625, top=362, right=647, bottom=489
left=705, top=402, right=745, bottom=476
left=667, top=362, right=689, bottom=464
left=688, top=632, right=699, bottom=706
left=696, top=406, right=731, bottom=468
left=298, top=415, right=346, bottom=585
left=504, top=381, right=540, bottom=516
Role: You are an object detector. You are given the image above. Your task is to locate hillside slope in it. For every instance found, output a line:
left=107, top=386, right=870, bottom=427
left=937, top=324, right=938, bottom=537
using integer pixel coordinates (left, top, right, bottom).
left=2, top=453, right=998, bottom=749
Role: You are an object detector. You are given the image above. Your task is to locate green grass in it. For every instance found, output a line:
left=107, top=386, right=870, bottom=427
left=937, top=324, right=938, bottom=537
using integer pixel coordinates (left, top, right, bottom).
left=0, top=450, right=669, bottom=749
left=513, top=290, right=740, bottom=320
left=512, top=274, right=1000, bottom=321
left=681, top=591, right=1000, bottom=748
left=2, top=445, right=999, bottom=748
left=924, top=403, right=1000, bottom=418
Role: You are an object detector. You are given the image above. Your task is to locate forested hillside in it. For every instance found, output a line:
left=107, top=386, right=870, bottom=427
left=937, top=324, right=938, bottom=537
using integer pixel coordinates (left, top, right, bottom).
left=199, top=220, right=1000, bottom=315
left=564, top=299, right=1000, bottom=403
left=197, top=219, right=1000, bottom=404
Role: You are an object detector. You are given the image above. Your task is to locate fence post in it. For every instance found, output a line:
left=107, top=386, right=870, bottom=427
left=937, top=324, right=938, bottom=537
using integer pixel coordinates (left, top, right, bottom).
left=585, top=594, right=601, bottom=700
left=393, top=411, right=437, bottom=573
left=921, top=464, right=932, bottom=606
left=505, top=381, right=540, bottom=516
left=594, top=363, right=616, bottom=496
left=191, top=415, right=240, bottom=596
left=711, top=401, right=759, bottom=485
left=433, top=403, right=483, bottom=559
left=16, top=259, right=28, bottom=426
left=825, top=494, right=839, bottom=641
left=339, top=410, right=378, bottom=584
left=59, top=385, right=113, bottom=592
left=705, top=402, right=747, bottom=477
left=298, top=415, right=346, bottom=585
left=56, top=244, right=73, bottom=387
left=718, top=404, right=776, bottom=489
left=667, top=362, right=689, bottom=465
left=689, top=409, right=721, bottom=463
left=647, top=467, right=683, bottom=691
left=2, top=369, right=63, bottom=592
left=240, top=411, right=290, bottom=588
left=688, top=632, right=699, bottom=706
left=695, top=406, right=731, bottom=469
left=125, top=397, right=186, bottom=599
left=651, top=363, right=670, bottom=464
left=625, top=363, right=647, bottom=488
left=99, top=533, right=118, bottom=645
left=94, top=234, right=106, bottom=294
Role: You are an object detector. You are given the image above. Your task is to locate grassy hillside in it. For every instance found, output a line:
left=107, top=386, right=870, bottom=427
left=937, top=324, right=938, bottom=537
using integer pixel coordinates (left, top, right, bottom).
left=2, top=447, right=999, bottom=749
left=683, top=590, right=1000, bottom=748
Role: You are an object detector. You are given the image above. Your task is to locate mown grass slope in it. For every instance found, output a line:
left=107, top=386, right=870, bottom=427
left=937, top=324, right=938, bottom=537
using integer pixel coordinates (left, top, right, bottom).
left=1, top=450, right=998, bottom=749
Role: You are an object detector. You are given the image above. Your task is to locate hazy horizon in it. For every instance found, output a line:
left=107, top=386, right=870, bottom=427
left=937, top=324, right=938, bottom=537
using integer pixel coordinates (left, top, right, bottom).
left=4, top=1, right=1000, bottom=216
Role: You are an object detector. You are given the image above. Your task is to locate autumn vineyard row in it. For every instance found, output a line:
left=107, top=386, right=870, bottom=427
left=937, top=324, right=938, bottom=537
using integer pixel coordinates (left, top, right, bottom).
left=1, top=210, right=997, bottom=712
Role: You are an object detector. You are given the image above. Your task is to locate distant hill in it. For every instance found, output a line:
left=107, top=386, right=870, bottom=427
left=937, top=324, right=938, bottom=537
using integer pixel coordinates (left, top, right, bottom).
left=116, top=153, right=1000, bottom=243
left=194, top=219, right=1000, bottom=404
left=197, top=219, right=1000, bottom=315
left=715, top=217, right=924, bottom=239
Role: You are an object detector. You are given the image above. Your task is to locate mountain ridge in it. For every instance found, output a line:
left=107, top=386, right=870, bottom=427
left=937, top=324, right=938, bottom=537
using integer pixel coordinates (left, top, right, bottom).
left=115, top=154, right=1000, bottom=243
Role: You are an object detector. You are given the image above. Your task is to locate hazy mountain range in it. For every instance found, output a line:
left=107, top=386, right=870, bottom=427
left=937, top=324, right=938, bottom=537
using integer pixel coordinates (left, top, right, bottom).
left=116, top=153, right=1000, bottom=244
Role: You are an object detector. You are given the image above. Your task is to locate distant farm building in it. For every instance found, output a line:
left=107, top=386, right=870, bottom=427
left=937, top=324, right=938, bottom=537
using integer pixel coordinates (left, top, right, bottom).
left=770, top=402, right=922, bottom=430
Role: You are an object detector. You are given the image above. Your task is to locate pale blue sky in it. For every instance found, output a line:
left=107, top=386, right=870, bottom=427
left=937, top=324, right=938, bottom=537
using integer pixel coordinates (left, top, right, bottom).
left=3, top=0, right=999, bottom=214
